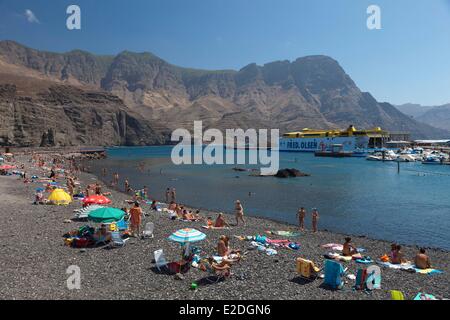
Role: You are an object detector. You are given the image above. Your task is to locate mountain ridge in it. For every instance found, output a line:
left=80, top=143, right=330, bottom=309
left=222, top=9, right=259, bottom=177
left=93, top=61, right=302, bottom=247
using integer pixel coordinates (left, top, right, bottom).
left=0, top=40, right=448, bottom=146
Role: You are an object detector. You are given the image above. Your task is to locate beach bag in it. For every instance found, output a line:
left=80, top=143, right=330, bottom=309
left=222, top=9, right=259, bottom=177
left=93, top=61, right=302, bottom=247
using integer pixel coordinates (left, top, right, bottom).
left=72, top=237, right=90, bottom=248
left=288, top=242, right=300, bottom=250
left=255, top=235, right=267, bottom=244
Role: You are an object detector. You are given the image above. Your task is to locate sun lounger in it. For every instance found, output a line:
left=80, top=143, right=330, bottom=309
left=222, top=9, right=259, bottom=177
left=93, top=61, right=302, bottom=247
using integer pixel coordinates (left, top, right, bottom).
left=142, top=222, right=154, bottom=238
left=154, top=249, right=168, bottom=272
left=109, top=231, right=127, bottom=248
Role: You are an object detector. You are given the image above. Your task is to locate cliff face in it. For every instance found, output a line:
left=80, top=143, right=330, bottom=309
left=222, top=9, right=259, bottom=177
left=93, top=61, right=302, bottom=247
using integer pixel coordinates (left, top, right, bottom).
left=0, top=84, right=167, bottom=147
left=0, top=40, right=448, bottom=146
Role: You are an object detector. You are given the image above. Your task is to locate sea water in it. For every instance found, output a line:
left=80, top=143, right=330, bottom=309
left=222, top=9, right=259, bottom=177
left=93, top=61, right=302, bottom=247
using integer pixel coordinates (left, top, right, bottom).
left=88, top=146, right=450, bottom=250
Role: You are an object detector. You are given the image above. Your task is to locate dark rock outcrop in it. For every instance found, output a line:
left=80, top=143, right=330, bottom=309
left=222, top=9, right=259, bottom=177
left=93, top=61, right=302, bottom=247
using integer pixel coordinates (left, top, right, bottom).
left=275, top=168, right=310, bottom=178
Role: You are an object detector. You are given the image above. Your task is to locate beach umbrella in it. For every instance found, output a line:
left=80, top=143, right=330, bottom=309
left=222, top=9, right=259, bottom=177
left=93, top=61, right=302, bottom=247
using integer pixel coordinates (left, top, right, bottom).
left=82, top=195, right=112, bottom=205
left=0, top=165, right=16, bottom=170
left=35, top=187, right=45, bottom=192
left=48, top=188, right=72, bottom=205
left=168, top=228, right=206, bottom=244
left=88, top=207, right=125, bottom=223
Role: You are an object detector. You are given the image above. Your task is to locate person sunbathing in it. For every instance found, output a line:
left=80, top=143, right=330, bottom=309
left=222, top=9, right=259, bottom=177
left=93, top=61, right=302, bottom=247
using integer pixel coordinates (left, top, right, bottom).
left=217, top=235, right=241, bottom=262
left=342, top=237, right=358, bottom=256
left=390, top=244, right=405, bottom=264
left=214, top=213, right=230, bottom=228
left=200, top=257, right=231, bottom=274
left=93, top=225, right=112, bottom=243
left=168, top=201, right=177, bottom=211
left=414, top=248, right=431, bottom=269
left=150, top=200, right=158, bottom=211
left=206, top=217, right=214, bottom=228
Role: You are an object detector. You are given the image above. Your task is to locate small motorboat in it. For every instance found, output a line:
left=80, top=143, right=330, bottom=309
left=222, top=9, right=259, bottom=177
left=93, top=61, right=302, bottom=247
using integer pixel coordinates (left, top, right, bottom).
left=422, top=156, right=443, bottom=165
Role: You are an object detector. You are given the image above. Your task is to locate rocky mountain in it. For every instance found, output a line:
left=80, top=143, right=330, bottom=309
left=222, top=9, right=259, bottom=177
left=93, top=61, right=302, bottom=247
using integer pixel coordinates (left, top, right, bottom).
left=0, top=40, right=448, bottom=147
left=0, top=82, right=167, bottom=147
left=396, top=103, right=450, bottom=132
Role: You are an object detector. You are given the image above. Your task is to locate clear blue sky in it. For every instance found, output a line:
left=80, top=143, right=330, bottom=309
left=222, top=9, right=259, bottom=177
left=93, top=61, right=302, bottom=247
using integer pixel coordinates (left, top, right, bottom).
left=1, top=0, right=449, bottom=106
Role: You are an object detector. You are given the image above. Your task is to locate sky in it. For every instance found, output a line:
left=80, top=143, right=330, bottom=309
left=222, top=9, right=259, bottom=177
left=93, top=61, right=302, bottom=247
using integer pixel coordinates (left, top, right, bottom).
left=0, top=0, right=450, bottom=106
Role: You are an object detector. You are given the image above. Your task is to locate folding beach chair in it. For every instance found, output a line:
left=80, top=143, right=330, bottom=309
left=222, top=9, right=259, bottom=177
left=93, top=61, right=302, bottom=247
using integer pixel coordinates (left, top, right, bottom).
left=323, top=259, right=345, bottom=289
left=142, top=222, right=154, bottom=239
left=296, top=257, right=322, bottom=280
left=110, top=231, right=127, bottom=248
left=116, top=218, right=128, bottom=231
left=154, top=249, right=168, bottom=271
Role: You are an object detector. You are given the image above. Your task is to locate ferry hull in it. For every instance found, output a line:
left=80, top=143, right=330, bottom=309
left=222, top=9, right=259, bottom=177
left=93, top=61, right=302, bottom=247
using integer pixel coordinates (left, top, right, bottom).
left=279, top=136, right=369, bottom=152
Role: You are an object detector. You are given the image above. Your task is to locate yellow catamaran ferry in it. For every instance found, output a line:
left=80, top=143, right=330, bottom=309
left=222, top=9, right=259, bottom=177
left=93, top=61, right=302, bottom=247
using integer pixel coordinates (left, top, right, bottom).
left=279, top=125, right=389, bottom=152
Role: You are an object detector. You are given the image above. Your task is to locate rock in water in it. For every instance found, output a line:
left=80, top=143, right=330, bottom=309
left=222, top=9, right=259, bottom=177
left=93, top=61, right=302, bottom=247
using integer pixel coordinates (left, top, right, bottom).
left=275, top=168, right=310, bottom=178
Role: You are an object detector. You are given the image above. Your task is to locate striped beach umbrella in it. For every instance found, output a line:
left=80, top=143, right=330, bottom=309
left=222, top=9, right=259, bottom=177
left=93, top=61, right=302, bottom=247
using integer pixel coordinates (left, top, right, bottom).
left=168, top=228, right=206, bottom=243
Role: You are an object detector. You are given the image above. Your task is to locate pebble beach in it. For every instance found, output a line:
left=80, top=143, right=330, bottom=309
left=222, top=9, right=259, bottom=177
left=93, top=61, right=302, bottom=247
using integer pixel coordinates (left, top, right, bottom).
left=0, top=152, right=449, bottom=300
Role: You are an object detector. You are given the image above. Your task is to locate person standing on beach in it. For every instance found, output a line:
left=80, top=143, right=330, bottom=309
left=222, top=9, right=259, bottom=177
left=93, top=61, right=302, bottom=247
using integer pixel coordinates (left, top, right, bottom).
left=95, top=183, right=102, bottom=195
left=113, top=172, right=119, bottom=186
left=235, top=200, right=245, bottom=226
left=165, top=188, right=171, bottom=203
left=129, top=202, right=143, bottom=238
left=124, top=178, right=131, bottom=193
left=312, top=208, right=319, bottom=233
left=297, top=207, right=306, bottom=230
left=102, top=168, right=107, bottom=177
left=171, top=188, right=176, bottom=202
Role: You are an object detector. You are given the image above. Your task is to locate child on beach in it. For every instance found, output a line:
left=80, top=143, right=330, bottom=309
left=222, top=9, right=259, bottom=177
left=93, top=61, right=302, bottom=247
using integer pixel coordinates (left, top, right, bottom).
left=312, top=208, right=319, bottom=232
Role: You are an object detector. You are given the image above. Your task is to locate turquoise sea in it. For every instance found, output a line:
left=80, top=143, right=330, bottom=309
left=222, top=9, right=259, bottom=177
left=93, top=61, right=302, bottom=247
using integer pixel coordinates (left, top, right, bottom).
left=89, top=146, right=450, bottom=250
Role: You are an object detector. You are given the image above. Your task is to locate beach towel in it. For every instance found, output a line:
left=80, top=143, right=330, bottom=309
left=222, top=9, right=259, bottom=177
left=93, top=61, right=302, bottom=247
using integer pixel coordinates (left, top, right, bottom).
left=250, top=241, right=277, bottom=256
left=265, top=239, right=290, bottom=245
left=377, top=261, right=414, bottom=270
left=266, top=230, right=301, bottom=237
left=322, top=243, right=366, bottom=253
left=322, top=243, right=343, bottom=251
left=413, top=268, right=443, bottom=275
left=201, top=225, right=230, bottom=230
left=325, top=252, right=359, bottom=262
left=355, top=257, right=373, bottom=264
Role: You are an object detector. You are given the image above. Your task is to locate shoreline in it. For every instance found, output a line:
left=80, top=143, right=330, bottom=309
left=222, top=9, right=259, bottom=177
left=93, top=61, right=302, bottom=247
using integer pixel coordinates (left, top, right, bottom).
left=87, top=155, right=449, bottom=253
left=0, top=152, right=448, bottom=300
